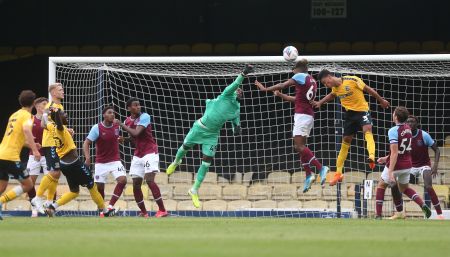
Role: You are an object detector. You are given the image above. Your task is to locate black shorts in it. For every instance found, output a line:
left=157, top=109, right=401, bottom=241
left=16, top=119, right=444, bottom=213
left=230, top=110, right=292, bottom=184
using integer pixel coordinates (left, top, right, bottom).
left=43, top=147, right=61, bottom=171
left=0, top=159, right=29, bottom=181
left=60, top=158, right=95, bottom=192
left=343, top=110, right=373, bottom=136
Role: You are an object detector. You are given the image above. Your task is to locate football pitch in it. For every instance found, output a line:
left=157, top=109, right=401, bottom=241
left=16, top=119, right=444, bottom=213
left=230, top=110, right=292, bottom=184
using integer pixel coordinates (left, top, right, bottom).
left=1, top=217, right=449, bottom=257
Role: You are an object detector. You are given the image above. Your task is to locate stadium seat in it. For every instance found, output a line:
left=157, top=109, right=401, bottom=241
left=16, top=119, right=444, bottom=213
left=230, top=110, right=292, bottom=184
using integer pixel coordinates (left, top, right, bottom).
left=213, top=43, right=236, bottom=55
left=252, top=200, right=277, bottom=209
left=271, top=184, right=297, bottom=200
left=0, top=46, right=12, bottom=54
left=14, top=46, right=35, bottom=57
left=328, top=200, right=354, bottom=210
left=227, top=200, right=251, bottom=211
left=408, top=184, right=424, bottom=196
left=232, top=172, right=243, bottom=184
left=404, top=201, right=423, bottom=217
left=302, top=200, right=328, bottom=209
left=58, top=200, right=79, bottom=211
left=101, top=45, right=123, bottom=55
left=198, top=185, right=222, bottom=200
left=195, top=172, right=217, bottom=184
left=236, top=43, right=258, bottom=55
left=124, top=45, right=146, bottom=55
left=291, top=171, right=307, bottom=185
left=398, top=41, right=421, bottom=53
left=78, top=200, right=99, bottom=211
left=267, top=171, right=291, bottom=184
left=124, top=185, right=149, bottom=200
left=374, top=41, right=398, bottom=53
left=111, top=199, right=127, bottom=210
left=36, top=45, right=57, bottom=55
left=222, top=185, right=247, bottom=200
left=351, top=41, right=374, bottom=54
left=58, top=45, right=79, bottom=55
left=247, top=184, right=272, bottom=200
left=217, top=176, right=229, bottom=185
left=422, top=41, right=444, bottom=53
left=191, top=43, right=213, bottom=55
left=328, top=41, right=351, bottom=54
left=151, top=199, right=177, bottom=211
left=442, top=172, right=450, bottom=185
left=259, top=42, right=282, bottom=54
left=5, top=200, right=31, bottom=211
left=445, top=136, right=450, bottom=147
left=127, top=200, right=151, bottom=211
left=148, top=184, right=173, bottom=199
left=169, top=172, right=193, bottom=184
left=297, top=184, right=322, bottom=200
left=203, top=200, right=227, bottom=211
left=155, top=172, right=168, bottom=185
left=346, top=183, right=356, bottom=200
left=346, top=171, right=366, bottom=184
left=242, top=172, right=253, bottom=186
left=172, top=184, right=192, bottom=200
left=367, top=172, right=382, bottom=182
left=169, top=44, right=191, bottom=55
left=146, top=44, right=169, bottom=55
left=277, top=200, right=302, bottom=209
left=80, top=45, right=101, bottom=55
left=322, top=184, right=347, bottom=200
left=305, top=42, right=327, bottom=54
left=177, top=200, right=201, bottom=211
left=0, top=54, right=18, bottom=62
left=103, top=183, right=117, bottom=197
left=432, top=185, right=449, bottom=203
left=439, top=147, right=450, bottom=157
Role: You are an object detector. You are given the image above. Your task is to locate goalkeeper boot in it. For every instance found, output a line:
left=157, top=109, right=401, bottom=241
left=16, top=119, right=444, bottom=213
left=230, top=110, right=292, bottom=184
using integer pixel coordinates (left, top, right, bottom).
left=188, top=189, right=201, bottom=208
left=303, top=174, right=316, bottom=193
left=388, top=211, right=406, bottom=220
left=422, top=205, right=432, bottom=219
left=166, top=160, right=182, bottom=175
left=329, top=173, right=344, bottom=186
left=368, top=156, right=376, bottom=170
left=155, top=210, right=169, bottom=218
left=319, top=166, right=330, bottom=186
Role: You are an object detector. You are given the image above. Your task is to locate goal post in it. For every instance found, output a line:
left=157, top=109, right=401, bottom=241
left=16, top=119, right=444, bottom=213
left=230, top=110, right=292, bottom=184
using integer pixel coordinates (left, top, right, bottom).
left=46, top=54, right=450, bottom=218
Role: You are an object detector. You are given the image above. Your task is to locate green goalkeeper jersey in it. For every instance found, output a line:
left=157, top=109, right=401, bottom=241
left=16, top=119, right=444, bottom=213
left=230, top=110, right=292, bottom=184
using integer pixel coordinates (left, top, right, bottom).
left=200, top=75, right=244, bottom=132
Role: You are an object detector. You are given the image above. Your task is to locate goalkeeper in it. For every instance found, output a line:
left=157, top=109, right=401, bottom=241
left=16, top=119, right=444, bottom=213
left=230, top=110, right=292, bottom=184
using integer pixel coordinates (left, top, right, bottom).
left=166, top=64, right=254, bottom=208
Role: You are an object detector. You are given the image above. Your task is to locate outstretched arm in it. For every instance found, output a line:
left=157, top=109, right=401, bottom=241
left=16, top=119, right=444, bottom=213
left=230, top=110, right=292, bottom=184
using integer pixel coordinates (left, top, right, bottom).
left=273, top=90, right=295, bottom=103
left=83, top=139, right=92, bottom=166
left=311, top=93, right=336, bottom=109
left=255, top=79, right=296, bottom=92
left=430, top=143, right=440, bottom=177
left=231, top=116, right=241, bottom=136
left=222, top=65, right=254, bottom=96
left=363, top=85, right=390, bottom=109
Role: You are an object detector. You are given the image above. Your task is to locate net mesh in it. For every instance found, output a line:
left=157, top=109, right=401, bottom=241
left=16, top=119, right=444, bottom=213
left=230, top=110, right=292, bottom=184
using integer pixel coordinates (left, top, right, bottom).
left=47, top=57, right=450, bottom=218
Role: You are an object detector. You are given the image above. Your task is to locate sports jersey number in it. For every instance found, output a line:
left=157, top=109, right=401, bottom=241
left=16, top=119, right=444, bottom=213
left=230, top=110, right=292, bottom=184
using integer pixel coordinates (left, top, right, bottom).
left=306, top=85, right=315, bottom=100
left=399, top=138, right=412, bottom=154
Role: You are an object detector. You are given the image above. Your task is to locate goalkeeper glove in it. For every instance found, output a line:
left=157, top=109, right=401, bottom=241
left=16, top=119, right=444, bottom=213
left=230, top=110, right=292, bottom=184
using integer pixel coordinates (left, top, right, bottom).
left=241, top=64, right=254, bottom=76
left=233, top=125, right=242, bottom=136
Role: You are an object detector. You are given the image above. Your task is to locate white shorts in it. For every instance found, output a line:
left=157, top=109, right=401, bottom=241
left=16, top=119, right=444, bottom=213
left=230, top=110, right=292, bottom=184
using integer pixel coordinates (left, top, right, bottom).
left=293, top=113, right=314, bottom=137
left=381, top=166, right=411, bottom=186
left=26, top=156, right=48, bottom=176
left=410, top=166, right=431, bottom=178
left=129, top=153, right=159, bottom=178
left=94, top=161, right=126, bottom=183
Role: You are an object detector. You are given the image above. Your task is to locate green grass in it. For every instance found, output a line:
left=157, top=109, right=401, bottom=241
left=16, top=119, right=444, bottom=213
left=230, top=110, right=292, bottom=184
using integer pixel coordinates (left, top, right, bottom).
left=0, top=217, right=449, bottom=257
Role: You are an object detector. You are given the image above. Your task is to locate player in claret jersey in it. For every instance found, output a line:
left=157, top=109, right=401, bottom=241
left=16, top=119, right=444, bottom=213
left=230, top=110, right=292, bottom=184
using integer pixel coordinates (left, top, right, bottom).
left=254, top=59, right=329, bottom=193
left=117, top=98, right=168, bottom=218
left=166, top=65, right=254, bottom=208
left=376, top=107, right=431, bottom=219
left=26, top=97, right=49, bottom=217
left=83, top=106, right=127, bottom=216
left=388, top=115, right=443, bottom=219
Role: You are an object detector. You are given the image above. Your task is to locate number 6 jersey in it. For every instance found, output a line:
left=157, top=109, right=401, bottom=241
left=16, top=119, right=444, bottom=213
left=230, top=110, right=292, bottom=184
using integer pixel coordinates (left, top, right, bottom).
left=292, top=73, right=317, bottom=117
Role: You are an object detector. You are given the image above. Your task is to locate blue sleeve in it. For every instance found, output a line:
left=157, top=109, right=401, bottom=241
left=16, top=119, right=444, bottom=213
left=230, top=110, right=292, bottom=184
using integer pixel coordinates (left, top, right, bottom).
left=138, top=113, right=151, bottom=128
left=292, top=73, right=307, bottom=85
left=422, top=131, right=435, bottom=147
left=86, top=124, right=99, bottom=142
left=388, top=127, right=398, bottom=144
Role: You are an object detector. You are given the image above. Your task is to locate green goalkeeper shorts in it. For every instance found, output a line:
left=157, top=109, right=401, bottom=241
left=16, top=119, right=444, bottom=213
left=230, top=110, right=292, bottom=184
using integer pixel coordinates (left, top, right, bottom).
left=183, top=119, right=219, bottom=157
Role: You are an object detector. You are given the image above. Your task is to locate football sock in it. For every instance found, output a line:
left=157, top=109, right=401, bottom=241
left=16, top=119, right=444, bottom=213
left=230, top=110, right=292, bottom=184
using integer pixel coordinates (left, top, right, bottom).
left=0, top=186, right=24, bottom=204
left=427, top=187, right=442, bottom=215
left=403, top=187, right=425, bottom=207
left=147, top=181, right=165, bottom=212
left=88, top=184, right=105, bottom=210
left=192, top=161, right=210, bottom=193
left=27, top=186, right=36, bottom=200
left=96, top=184, right=105, bottom=200
left=109, top=182, right=126, bottom=207
left=133, top=185, right=147, bottom=213
left=364, top=131, right=376, bottom=159
left=375, top=187, right=385, bottom=216
left=46, top=176, right=59, bottom=201
left=56, top=191, right=79, bottom=206
left=175, top=145, right=188, bottom=164
left=301, top=147, right=322, bottom=172
left=391, top=186, right=403, bottom=212
left=336, top=142, right=350, bottom=174
left=36, top=174, right=54, bottom=197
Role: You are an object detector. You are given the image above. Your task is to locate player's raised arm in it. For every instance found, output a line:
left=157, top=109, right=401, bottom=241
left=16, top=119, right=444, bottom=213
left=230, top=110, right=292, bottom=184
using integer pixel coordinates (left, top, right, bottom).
left=222, top=65, right=254, bottom=96
left=273, top=90, right=295, bottom=103
left=311, top=92, right=336, bottom=109
left=254, top=79, right=296, bottom=92
left=231, top=116, right=241, bottom=136
left=363, top=84, right=390, bottom=109
left=116, top=113, right=149, bottom=138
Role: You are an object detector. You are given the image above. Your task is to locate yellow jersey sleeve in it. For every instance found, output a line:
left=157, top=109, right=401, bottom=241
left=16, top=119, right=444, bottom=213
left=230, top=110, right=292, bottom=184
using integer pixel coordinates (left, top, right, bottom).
left=0, top=109, right=33, bottom=161
left=355, top=77, right=366, bottom=91
left=45, top=101, right=64, bottom=111
left=56, top=126, right=77, bottom=158
left=42, top=122, right=58, bottom=147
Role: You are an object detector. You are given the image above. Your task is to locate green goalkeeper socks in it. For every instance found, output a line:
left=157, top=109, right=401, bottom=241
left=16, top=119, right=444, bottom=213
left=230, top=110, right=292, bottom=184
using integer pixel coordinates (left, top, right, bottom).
left=192, top=161, right=211, bottom=192
left=175, top=145, right=189, bottom=164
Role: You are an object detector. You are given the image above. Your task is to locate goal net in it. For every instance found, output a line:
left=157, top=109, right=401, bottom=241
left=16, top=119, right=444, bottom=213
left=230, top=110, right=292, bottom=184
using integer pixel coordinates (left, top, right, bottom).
left=44, top=55, right=450, bottom=218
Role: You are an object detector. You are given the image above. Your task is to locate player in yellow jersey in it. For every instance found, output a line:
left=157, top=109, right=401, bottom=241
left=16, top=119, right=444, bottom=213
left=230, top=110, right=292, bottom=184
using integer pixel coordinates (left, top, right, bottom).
left=32, top=83, right=67, bottom=213
left=0, top=90, right=41, bottom=220
left=40, top=109, right=114, bottom=217
left=313, top=69, right=390, bottom=186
